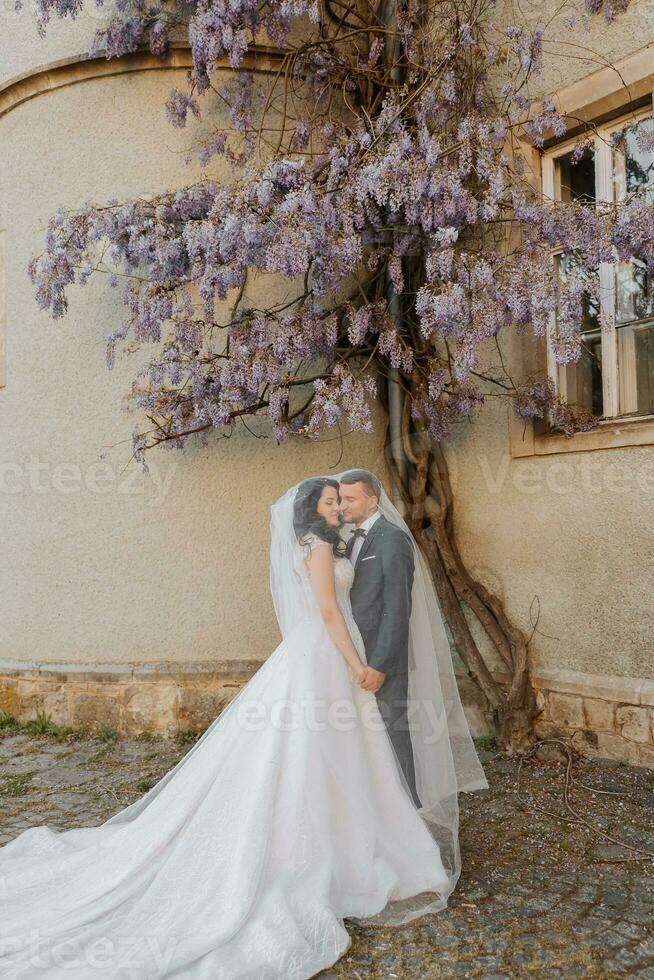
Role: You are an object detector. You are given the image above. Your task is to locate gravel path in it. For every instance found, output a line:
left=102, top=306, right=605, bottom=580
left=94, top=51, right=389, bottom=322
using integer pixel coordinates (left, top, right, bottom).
left=1, top=724, right=653, bottom=978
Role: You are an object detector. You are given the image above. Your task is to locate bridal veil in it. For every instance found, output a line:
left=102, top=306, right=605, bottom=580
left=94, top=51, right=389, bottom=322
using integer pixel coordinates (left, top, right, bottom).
left=270, top=470, right=489, bottom=928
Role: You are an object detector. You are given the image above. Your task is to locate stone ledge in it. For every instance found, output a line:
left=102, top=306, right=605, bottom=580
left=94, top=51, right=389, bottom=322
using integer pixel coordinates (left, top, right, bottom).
left=2, top=658, right=653, bottom=772
left=533, top=668, right=654, bottom=708
left=455, top=665, right=654, bottom=770
left=0, top=44, right=285, bottom=120
left=468, top=666, right=654, bottom=708
left=0, top=657, right=265, bottom=679
left=0, top=658, right=265, bottom=736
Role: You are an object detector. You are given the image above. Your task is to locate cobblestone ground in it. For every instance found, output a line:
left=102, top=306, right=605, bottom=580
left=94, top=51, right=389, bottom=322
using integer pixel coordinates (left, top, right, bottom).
left=1, top=722, right=653, bottom=978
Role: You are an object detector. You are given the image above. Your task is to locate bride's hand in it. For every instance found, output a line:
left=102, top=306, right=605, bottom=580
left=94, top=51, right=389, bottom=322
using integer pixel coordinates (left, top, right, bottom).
left=358, top=666, right=386, bottom=692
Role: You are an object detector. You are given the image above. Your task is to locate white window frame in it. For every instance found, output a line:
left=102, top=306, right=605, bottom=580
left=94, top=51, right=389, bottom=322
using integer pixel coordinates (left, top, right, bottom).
left=541, top=105, right=654, bottom=427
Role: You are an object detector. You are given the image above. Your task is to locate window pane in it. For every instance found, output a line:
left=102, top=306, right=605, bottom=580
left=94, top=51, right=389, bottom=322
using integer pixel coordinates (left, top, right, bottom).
left=557, top=332, right=603, bottom=416
left=554, top=146, right=596, bottom=203
left=617, top=320, right=654, bottom=416
left=555, top=254, right=603, bottom=415
left=612, top=116, right=654, bottom=203
left=616, top=257, right=654, bottom=325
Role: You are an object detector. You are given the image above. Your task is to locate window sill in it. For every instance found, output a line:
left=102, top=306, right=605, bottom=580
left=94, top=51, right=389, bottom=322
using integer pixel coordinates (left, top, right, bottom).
left=509, top=411, right=654, bottom=457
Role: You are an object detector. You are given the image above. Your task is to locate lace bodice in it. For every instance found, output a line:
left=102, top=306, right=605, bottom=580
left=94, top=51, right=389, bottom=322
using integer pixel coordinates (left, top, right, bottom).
left=296, top=539, right=354, bottom=606
left=296, top=537, right=364, bottom=659
left=333, top=556, right=365, bottom=660
left=333, top=555, right=355, bottom=600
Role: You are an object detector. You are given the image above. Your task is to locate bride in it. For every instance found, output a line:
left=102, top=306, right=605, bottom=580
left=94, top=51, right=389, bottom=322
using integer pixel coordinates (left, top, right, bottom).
left=0, top=469, right=488, bottom=979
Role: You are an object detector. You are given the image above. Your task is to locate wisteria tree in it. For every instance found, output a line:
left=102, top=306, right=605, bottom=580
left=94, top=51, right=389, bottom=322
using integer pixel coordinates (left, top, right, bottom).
left=28, top=0, right=653, bottom=750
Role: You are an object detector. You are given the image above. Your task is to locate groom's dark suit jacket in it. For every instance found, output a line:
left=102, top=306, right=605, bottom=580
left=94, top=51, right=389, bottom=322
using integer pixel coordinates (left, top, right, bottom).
left=347, top=514, right=415, bottom=675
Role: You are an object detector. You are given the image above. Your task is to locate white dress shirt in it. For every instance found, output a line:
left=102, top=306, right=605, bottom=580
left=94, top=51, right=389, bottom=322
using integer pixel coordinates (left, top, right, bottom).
left=349, top=509, right=381, bottom=566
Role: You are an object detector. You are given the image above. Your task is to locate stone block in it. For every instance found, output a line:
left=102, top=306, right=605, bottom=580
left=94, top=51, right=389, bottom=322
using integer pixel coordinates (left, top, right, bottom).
left=460, top=701, right=495, bottom=738
left=572, top=730, right=654, bottom=769
left=455, top=673, right=496, bottom=737
left=123, top=684, right=178, bottom=737
left=547, top=692, right=585, bottom=729
left=176, top=687, right=232, bottom=731
left=640, top=681, right=654, bottom=707
left=0, top=682, right=20, bottom=717
left=615, top=705, right=650, bottom=744
left=583, top=697, right=615, bottom=733
left=72, top=694, right=120, bottom=733
left=571, top=730, right=598, bottom=759
left=34, top=689, right=70, bottom=726
left=533, top=719, right=562, bottom=740
left=14, top=681, right=64, bottom=719
left=596, top=732, right=641, bottom=764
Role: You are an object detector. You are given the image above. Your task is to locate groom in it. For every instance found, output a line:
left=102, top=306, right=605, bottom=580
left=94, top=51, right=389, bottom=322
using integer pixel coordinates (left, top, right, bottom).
left=339, top=469, right=421, bottom=808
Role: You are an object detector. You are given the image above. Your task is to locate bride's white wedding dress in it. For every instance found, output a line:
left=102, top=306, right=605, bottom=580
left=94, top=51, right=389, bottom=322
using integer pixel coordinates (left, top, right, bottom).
left=0, top=551, right=452, bottom=980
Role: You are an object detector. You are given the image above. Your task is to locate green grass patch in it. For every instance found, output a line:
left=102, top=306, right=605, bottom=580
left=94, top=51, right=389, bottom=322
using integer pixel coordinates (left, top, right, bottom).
left=95, top=723, right=118, bottom=743
left=0, top=770, right=37, bottom=796
left=175, top=729, right=203, bottom=745
left=23, top=711, right=78, bottom=742
left=475, top=735, right=497, bottom=752
left=0, top=711, right=21, bottom=734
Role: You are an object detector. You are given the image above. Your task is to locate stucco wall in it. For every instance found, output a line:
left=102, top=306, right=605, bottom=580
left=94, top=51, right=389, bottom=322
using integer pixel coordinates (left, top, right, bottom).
left=446, top=314, right=654, bottom=679
left=442, top=363, right=654, bottom=682
left=0, top=51, right=388, bottom=670
left=496, top=0, right=654, bottom=100
left=0, top=9, right=121, bottom=87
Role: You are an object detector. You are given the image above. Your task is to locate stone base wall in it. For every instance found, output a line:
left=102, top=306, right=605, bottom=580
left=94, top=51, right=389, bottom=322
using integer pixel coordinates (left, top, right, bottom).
left=1, top=659, right=653, bottom=769
left=0, top=658, right=263, bottom=737
left=417, top=666, right=654, bottom=770
left=457, top=666, right=654, bottom=769
left=530, top=668, right=654, bottom=769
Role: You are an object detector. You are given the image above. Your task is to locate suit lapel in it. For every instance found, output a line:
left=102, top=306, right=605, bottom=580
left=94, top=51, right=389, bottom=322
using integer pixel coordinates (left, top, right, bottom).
left=354, top=514, right=386, bottom=571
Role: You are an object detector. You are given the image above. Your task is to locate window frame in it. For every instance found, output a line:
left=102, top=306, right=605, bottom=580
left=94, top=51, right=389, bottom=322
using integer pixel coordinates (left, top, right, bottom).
left=541, top=104, right=654, bottom=428
left=509, top=47, right=654, bottom=457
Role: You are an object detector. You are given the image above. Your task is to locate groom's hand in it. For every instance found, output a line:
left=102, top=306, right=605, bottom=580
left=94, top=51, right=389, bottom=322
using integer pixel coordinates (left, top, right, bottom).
left=358, top=666, right=386, bottom=692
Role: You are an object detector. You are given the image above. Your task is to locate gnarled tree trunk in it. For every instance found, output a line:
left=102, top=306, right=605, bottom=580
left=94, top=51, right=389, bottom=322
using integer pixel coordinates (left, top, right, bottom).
left=384, top=372, right=541, bottom=753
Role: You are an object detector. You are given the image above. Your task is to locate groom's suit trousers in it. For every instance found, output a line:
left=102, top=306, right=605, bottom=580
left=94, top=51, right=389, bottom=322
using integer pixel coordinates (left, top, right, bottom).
left=372, top=669, right=421, bottom=809
left=348, top=515, right=420, bottom=809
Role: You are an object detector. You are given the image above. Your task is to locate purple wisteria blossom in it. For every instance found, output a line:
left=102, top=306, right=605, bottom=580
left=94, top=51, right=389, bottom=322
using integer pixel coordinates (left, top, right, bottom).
left=26, top=0, right=649, bottom=462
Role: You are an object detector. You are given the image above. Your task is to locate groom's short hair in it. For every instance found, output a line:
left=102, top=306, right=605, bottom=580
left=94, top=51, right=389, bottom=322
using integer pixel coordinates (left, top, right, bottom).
left=340, top=469, right=382, bottom=501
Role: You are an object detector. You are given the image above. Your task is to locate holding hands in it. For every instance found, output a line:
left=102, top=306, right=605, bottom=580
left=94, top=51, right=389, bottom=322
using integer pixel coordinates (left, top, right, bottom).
left=357, top=665, right=386, bottom=693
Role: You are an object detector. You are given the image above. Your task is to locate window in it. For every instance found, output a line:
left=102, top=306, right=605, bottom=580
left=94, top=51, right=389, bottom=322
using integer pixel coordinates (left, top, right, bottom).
left=542, top=107, right=654, bottom=425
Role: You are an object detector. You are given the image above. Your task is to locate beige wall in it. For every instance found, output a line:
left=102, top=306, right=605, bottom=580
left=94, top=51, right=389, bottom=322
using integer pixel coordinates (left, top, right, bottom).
left=0, top=53, right=387, bottom=670
left=0, top=10, right=120, bottom=87
left=494, top=0, right=654, bottom=99
left=443, top=363, right=654, bottom=681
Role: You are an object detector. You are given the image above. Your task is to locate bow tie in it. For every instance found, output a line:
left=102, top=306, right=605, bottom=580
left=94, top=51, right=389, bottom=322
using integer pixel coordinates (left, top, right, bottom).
left=350, top=528, right=367, bottom=539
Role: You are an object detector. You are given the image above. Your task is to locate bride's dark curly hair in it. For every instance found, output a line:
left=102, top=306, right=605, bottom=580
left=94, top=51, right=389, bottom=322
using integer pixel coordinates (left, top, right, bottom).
left=293, top=477, right=347, bottom=558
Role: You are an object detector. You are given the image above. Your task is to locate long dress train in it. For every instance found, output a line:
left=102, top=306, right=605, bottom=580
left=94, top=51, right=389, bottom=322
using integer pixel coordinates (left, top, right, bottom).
left=0, top=555, right=451, bottom=979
